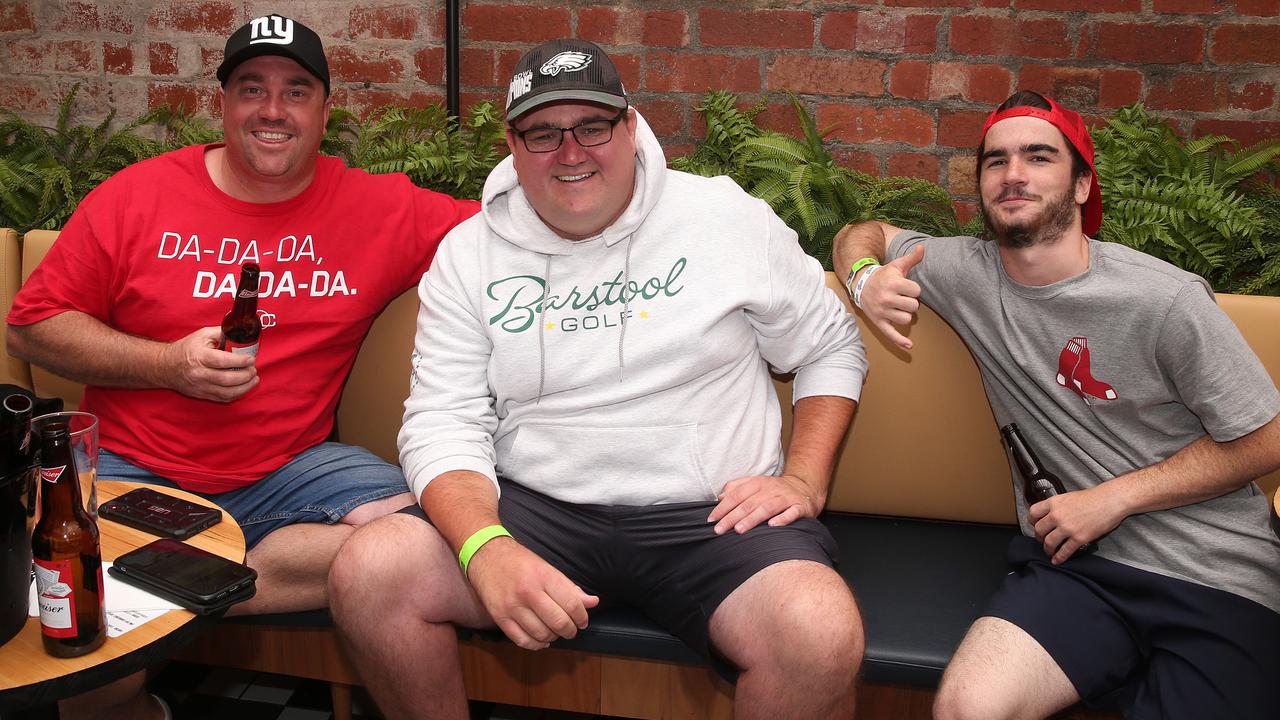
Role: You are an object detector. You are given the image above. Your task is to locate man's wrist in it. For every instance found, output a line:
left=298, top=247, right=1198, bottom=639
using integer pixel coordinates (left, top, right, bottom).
left=843, top=257, right=881, bottom=298
left=850, top=264, right=882, bottom=310
left=782, top=472, right=826, bottom=514
left=458, top=524, right=513, bottom=576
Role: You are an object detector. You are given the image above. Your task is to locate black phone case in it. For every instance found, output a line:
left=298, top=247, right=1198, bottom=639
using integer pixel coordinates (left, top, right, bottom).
left=109, top=539, right=257, bottom=613
left=99, top=487, right=222, bottom=540
left=108, top=564, right=256, bottom=615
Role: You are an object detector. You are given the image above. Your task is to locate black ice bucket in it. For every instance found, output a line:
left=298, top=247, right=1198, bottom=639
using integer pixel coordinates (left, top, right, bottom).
left=0, top=462, right=37, bottom=647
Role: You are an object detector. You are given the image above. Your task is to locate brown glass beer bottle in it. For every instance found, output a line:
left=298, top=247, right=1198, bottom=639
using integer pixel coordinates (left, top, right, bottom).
left=999, top=423, right=1095, bottom=555
left=219, top=262, right=262, bottom=356
left=31, top=422, right=106, bottom=657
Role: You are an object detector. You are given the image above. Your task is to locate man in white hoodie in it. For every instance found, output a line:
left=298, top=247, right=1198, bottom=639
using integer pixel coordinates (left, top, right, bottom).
left=329, top=39, right=868, bottom=719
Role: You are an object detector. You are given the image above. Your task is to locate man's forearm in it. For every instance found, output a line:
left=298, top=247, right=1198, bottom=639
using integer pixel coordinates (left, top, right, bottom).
left=1105, top=412, right=1280, bottom=518
left=420, top=469, right=506, bottom=554
left=7, top=311, right=168, bottom=388
left=784, top=395, right=857, bottom=507
left=832, top=221, right=894, bottom=280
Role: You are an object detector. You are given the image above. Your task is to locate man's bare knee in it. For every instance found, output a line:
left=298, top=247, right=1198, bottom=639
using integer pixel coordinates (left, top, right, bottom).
left=330, top=514, right=423, bottom=608
left=714, top=561, right=863, bottom=678
left=329, top=513, right=477, bottom=627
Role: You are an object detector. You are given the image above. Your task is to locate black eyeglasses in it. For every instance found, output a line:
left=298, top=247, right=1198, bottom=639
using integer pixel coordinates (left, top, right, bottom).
left=511, top=110, right=627, bottom=153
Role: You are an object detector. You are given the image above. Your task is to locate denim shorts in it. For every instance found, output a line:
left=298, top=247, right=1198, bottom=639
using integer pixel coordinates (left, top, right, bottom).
left=98, top=443, right=412, bottom=548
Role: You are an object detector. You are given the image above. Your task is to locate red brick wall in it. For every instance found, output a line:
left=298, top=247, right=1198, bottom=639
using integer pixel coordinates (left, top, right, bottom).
left=2, top=0, right=1277, bottom=210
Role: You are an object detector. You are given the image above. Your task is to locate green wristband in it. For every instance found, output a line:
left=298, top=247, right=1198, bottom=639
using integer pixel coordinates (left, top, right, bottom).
left=458, top=524, right=513, bottom=576
left=844, top=256, right=881, bottom=296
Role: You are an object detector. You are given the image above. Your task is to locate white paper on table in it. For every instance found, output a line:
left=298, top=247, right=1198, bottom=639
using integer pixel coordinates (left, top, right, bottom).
left=28, top=561, right=183, bottom=636
left=104, top=609, right=170, bottom=637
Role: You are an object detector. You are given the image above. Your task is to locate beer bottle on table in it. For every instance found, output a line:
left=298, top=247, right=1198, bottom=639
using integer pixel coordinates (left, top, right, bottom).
left=219, top=262, right=262, bottom=356
left=31, top=422, right=106, bottom=657
left=1000, top=423, right=1095, bottom=555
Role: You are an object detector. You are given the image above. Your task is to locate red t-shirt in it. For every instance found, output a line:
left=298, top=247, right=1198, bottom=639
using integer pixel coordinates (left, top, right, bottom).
left=9, top=144, right=478, bottom=493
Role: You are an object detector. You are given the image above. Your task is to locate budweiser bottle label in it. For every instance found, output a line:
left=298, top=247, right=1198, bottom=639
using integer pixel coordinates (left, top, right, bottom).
left=224, top=340, right=259, bottom=356
left=33, top=558, right=78, bottom=637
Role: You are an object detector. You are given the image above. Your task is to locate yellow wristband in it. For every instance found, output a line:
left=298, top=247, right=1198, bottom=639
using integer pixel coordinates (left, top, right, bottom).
left=844, top=256, right=881, bottom=297
left=458, top=524, right=513, bottom=576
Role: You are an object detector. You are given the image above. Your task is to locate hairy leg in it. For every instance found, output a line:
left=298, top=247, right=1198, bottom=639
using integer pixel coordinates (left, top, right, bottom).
left=709, top=560, right=862, bottom=720
left=328, top=512, right=492, bottom=720
left=934, top=616, right=1080, bottom=720
left=229, top=492, right=412, bottom=615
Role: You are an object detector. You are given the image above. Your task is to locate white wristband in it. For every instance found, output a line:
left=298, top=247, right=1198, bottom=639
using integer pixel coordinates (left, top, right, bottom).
left=852, top=263, right=881, bottom=310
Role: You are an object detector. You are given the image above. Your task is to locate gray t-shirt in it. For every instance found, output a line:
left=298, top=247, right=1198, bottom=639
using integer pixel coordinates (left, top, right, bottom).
left=890, top=231, right=1280, bottom=615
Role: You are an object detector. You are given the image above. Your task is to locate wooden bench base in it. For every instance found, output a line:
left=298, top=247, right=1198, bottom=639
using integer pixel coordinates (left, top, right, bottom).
left=177, top=624, right=1117, bottom=719
left=178, top=623, right=736, bottom=718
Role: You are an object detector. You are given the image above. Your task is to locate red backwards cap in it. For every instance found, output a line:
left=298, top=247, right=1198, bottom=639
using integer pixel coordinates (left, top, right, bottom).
left=979, top=96, right=1103, bottom=237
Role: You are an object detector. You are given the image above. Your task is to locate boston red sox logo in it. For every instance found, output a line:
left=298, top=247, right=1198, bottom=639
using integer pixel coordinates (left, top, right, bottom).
left=1056, top=336, right=1118, bottom=403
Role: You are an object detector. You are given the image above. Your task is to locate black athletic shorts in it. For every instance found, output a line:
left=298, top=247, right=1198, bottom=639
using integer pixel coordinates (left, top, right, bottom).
left=984, top=535, right=1280, bottom=720
left=402, top=478, right=838, bottom=665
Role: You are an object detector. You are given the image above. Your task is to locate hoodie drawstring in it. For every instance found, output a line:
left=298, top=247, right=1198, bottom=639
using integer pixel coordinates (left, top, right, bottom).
left=536, top=254, right=551, bottom=402
left=618, top=235, right=633, bottom=382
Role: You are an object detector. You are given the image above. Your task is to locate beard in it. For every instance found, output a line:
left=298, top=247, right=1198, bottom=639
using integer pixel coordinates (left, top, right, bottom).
left=981, top=187, right=1078, bottom=249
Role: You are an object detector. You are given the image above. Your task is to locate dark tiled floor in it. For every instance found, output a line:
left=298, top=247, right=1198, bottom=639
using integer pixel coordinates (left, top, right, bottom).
left=151, top=661, right=622, bottom=720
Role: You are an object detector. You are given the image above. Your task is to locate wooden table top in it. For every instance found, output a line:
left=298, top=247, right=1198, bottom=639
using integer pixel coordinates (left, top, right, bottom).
left=0, top=480, right=245, bottom=708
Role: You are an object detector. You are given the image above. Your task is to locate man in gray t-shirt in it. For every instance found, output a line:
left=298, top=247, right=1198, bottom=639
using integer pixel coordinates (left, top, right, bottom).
left=835, top=91, right=1280, bottom=720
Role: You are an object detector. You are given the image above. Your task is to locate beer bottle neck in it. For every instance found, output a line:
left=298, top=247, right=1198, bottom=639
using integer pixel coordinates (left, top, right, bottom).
left=230, top=267, right=260, bottom=317
left=38, top=440, right=88, bottom=522
left=1000, top=425, right=1044, bottom=478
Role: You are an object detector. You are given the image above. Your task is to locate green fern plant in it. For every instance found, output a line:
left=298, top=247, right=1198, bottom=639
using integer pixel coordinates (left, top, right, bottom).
left=0, top=84, right=167, bottom=232
left=673, top=93, right=961, bottom=269
left=325, top=102, right=506, bottom=200
left=670, top=91, right=766, bottom=185
left=1092, top=104, right=1280, bottom=294
left=144, top=104, right=223, bottom=149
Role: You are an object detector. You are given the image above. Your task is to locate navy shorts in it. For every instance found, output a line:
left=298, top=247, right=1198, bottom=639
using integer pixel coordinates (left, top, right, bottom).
left=403, top=478, right=838, bottom=665
left=984, top=535, right=1280, bottom=720
left=99, top=443, right=412, bottom=548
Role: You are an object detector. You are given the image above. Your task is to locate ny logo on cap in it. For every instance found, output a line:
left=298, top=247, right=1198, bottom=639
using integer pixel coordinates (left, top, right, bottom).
left=249, top=15, right=293, bottom=46
left=540, top=51, right=591, bottom=76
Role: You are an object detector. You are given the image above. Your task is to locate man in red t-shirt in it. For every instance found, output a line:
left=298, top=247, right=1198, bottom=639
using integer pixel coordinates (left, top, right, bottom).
left=7, top=14, right=476, bottom=719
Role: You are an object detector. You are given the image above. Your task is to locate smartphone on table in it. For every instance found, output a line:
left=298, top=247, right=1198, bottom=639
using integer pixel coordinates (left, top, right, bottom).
left=109, top=538, right=257, bottom=614
left=99, top=487, right=222, bottom=539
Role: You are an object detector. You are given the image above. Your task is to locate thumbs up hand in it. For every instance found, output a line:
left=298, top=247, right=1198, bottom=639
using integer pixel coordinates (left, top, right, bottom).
left=858, top=244, right=925, bottom=350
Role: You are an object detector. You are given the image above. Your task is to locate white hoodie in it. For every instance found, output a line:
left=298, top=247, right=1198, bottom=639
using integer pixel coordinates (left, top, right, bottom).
left=399, top=112, right=867, bottom=505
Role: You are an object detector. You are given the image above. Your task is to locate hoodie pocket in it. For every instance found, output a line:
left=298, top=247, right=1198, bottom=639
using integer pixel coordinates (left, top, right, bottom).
left=504, top=423, right=713, bottom=505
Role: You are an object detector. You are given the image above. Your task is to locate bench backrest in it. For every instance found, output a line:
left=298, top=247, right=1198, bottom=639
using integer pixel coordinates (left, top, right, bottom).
left=0, top=228, right=31, bottom=390
left=9, top=229, right=1280, bottom=523
left=340, top=273, right=1280, bottom=524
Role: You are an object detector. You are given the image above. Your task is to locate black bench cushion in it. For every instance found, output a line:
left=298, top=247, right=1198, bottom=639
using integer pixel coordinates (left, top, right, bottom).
left=227, top=513, right=1019, bottom=687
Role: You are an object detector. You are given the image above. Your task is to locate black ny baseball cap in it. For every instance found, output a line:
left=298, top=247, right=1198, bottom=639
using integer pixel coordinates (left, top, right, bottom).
left=217, top=14, right=330, bottom=95
left=505, top=39, right=627, bottom=121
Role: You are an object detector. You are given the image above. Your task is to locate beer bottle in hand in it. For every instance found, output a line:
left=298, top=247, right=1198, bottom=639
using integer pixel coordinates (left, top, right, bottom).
left=31, top=422, right=106, bottom=657
left=220, top=262, right=262, bottom=356
left=1000, top=423, right=1095, bottom=555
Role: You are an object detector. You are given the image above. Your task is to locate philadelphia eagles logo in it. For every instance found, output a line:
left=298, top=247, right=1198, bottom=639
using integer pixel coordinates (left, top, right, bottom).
left=540, top=51, right=592, bottom=76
